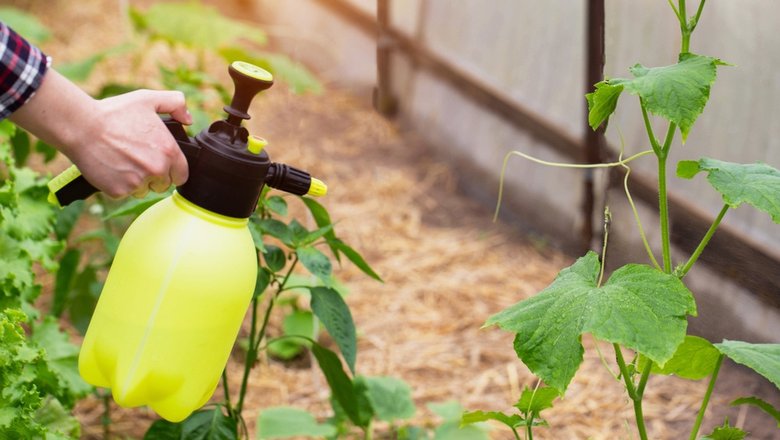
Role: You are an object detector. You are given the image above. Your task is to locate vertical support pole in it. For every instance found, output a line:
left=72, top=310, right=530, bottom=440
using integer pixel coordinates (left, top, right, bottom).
left=582, top=0, right=606, bottom=251
left=374, top=0, right=398, bottom=116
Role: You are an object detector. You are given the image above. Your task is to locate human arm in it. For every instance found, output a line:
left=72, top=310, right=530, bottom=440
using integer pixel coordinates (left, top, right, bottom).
left=1, top=22, right=191, bottom=198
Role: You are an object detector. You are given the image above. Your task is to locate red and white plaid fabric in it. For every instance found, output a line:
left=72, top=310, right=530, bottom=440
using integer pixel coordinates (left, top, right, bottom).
left=0, top=22, right=49, bottom=120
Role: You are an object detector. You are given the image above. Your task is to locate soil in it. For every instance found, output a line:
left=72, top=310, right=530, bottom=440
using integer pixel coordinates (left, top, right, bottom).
left=7, top=0, right=779, bottom=439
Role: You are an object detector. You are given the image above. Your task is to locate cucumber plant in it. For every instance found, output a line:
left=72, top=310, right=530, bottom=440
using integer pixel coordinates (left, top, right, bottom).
left=482, top=2, right=780, bottom=439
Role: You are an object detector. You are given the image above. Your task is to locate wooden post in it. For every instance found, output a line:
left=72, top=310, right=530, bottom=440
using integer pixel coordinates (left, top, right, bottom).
left=582, top=0, right=606, bottom=251
left=374, top=0, right=398, bottom=116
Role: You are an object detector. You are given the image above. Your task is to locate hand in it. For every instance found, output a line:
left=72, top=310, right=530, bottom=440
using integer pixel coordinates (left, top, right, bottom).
left=10, top=69, right=193, bottom=199
left=75, top=90, right=192, bottom=198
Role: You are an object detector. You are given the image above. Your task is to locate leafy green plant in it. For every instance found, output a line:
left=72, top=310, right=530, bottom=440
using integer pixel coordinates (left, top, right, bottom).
left=1, top=120, right=90, bottom=439
left=461, top=386, right=557, bottom=440
left=487, top=2, right=780, bottom=439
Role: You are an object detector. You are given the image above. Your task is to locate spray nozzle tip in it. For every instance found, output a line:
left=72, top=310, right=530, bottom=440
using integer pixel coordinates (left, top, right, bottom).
left=307, top=178, right=328, bottom=197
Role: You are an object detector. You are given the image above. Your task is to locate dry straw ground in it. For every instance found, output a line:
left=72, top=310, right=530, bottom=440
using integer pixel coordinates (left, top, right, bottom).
left=14, top=0, right=776, bottom=438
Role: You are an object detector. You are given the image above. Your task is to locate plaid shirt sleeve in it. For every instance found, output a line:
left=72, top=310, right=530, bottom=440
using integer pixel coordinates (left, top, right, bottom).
left=0, top=21, right=50, bottom=120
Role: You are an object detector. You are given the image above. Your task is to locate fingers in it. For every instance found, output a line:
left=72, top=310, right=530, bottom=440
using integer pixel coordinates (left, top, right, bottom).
left=169, top=147, right=189, bottom=187
left=142, top=90, right=193, bottom=125
left=132, top=185, right=150, bottom=199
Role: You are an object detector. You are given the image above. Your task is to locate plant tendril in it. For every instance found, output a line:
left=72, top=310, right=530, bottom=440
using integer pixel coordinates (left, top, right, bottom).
left=494, top=149, right=654, bottom=222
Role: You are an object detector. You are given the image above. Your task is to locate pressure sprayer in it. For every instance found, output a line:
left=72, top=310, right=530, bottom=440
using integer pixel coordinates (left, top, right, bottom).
left=47, top=61, right=326, bottom=422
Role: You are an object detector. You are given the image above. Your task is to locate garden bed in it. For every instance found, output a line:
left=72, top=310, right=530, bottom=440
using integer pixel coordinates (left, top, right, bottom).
left=16, top=0, right=778, bottom=438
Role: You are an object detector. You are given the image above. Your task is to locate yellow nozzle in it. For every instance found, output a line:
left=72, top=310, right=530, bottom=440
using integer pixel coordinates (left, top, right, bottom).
left=307, top=178, right=327, bottom=197
left=247, top=135, right=268, bottom=154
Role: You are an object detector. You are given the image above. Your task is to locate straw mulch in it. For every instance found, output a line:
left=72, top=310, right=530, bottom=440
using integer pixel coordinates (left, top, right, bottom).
left=18, top=1, right=775, bottom=439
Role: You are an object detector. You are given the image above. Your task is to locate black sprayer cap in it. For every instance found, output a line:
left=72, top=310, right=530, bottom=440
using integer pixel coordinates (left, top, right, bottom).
left=47, top=61, right=325, bottom=209
left=177, top=62, right=275, bottom=218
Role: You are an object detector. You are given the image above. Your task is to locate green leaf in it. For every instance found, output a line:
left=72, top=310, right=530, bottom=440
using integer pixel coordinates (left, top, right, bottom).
left=103, top=192, right=168, bottom=220
left=515, top=386, right=559, bottom=415
left=0, top=7, right=51, bottom=44
left=288, top=220, right=310, bottom=245
left=677, top=158, right=780, bottom=223
left=429, top=401, right=491, bottom=440
left=254, top=268, right=272, bottom=298
left=144, top=418, right=182, bottom=439
left=586, top=82, right=624, bottom=130
left=34, top=140, right=57, bottom=163
left=260, top=52, right=324, bottom=95
left=638, top=335, right=721, bottom=380
left=54, top=200, right=84, bottom=241
left=310, top=287, right=356, bottom=374
left=66, top=265, right=101, bottom=335
left=58, top=53, right=104, bottom=83
left=10, top=129, right=30, bottom=166
left=31, top=317, right=93, bottom=401
left=7, top=194, right=55, bottom=239
left=58, top=43, right=133, bottom=83
left=265, top=196, right=288, bottom=216
left=136, top=2, right=266, bottom=50
left=311, top=342, right=365, bottom=427
left=608, top=53, right=726, bottom=141
left=331, top=239, right=383, bottom=282
left=257, top=407, right=337, bottom=439
left=486, top=251, right=696, bottom=392
left=428, top=401, right=466, bottom=422
left=461, top=410, right=523, bottom=429
left=299, top=224, right=335, bottom=248
left=34, top=396, right=81, bottom=438
left=52, top=248, right=80, bottom=317
left=256, top=218, right=293, bottom=246
left=730, top=396, right=780, bottom=427
left=267, top=311, right=315, bottom=360
left=180, top=408, right=238, bottom=440
left=300, top=197, right=340, bottom=260
left=263, top=245, right=286, bottom=273
left=701, top=420, right=747, bottom=440
left=297, top=246, right=333, bottom=282
left=357, top=376, right=416, bottom=422
left=715, top=340, right=780, bottom=390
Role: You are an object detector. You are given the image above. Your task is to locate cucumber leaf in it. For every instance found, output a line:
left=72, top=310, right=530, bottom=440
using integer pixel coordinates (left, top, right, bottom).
left=677, top=158, right=780, bottom=223
left=486, top=252, right=696, bottom=392
left=715, top=340, right=780, bottom=390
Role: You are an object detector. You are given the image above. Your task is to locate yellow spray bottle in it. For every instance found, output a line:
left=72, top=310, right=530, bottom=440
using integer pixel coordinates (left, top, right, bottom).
left=48, top=61, right=326, bottom=422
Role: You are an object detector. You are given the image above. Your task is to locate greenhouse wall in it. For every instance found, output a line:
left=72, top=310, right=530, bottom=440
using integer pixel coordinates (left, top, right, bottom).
left=255, top=0, right=780, bottom=343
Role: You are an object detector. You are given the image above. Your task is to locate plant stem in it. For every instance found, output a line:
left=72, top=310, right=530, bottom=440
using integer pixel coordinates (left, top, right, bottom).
left=688, top=354, right=725, bottom=440
left=657, top=155, right=672, bottom=273
left=613, top=344, right=637, bottom=399
left=679, top=0, right=690, bottom=53
left=509, top=427, right=520, bottom=440
left=364, top=420, right=374, bottom=440
left=691, top=0, right=707, bottom=32
left=614, top=345, right=650, bottom=440
left=236, top=257, right=299, bottom=414
left=526, top=422, right=533, bottom=440
left=222, top=369, right=233, bottom=417
left=678, top=204, right=728, bottom=278
left=101, top=390, right=111, bottom=439
left=236, top=295, right=260, bottom=415
left=641, top=105, right=661, bottom=154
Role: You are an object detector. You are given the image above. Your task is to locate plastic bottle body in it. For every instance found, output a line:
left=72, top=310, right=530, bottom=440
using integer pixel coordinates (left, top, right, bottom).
left=79, top=192, right=257, bottom=422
